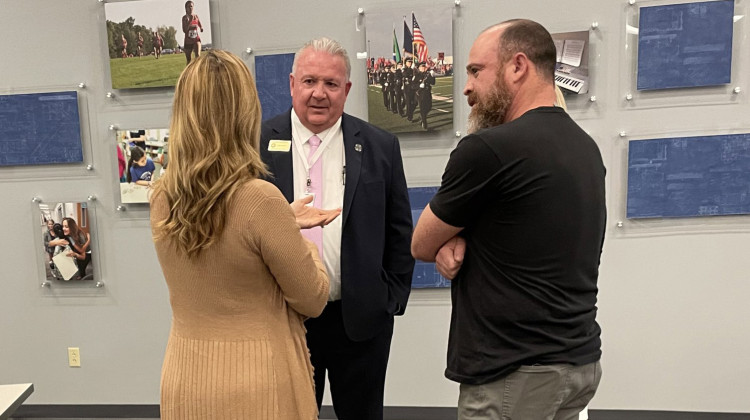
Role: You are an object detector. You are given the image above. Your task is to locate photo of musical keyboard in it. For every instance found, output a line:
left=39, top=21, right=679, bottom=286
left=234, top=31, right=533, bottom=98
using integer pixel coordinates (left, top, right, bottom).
left=554, top=71, right=589, bottom=94
left=551, top=30, right=591, bottom=95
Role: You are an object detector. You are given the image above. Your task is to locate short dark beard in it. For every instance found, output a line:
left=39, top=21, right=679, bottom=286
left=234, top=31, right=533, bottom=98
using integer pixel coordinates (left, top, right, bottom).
left=467, top=78, right=513, bottom=134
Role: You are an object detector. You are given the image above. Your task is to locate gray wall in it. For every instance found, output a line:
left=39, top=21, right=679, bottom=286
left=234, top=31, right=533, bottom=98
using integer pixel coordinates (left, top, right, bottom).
left=1, top=0, right=749, bottom=413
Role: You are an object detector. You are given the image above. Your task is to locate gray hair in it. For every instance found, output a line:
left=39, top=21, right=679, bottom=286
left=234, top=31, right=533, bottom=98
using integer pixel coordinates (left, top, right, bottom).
left=291, top=37, right=351, bottom=80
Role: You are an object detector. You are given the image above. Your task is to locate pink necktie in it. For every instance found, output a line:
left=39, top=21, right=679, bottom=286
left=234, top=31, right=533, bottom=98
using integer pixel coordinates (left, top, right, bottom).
left=301, top=135, right=323, bottom=259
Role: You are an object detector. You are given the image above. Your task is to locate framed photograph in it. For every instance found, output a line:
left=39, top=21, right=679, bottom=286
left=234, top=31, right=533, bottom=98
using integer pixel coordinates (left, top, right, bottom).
left=365, top=6, right=454, bottom=134
left=104, top=0, right=213, bottom=89
left=38, top=201, right=96, bottom=283
left=551, top=30, right=591, bottom=95
left=115, top=128, right=169, bottom=204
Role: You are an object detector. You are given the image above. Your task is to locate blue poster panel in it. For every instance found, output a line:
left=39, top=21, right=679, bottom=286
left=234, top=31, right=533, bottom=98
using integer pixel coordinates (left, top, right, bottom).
left=637, top=0, right=734, bottom=90
left=0, top=91, right=83, bottom=166
left=627, top=134, right=750, bottom=218
left=409, top=186, right=450, bottom=288
left=255, top=53, right=295, bottom=121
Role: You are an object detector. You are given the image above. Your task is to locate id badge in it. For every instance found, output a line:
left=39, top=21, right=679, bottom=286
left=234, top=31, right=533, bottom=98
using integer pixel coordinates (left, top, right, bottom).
left=302, top=192, right=315, bottom=207
left=267, top=139, right=291, bottom=152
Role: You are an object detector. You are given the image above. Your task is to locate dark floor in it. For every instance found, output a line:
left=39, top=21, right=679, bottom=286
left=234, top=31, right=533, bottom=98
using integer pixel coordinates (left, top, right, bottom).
left=11, top=405, right=750, bottom=420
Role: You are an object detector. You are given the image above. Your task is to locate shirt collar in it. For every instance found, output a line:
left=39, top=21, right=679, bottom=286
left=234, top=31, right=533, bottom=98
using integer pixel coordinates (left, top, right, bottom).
left=291, top=110, right=342, bottom=145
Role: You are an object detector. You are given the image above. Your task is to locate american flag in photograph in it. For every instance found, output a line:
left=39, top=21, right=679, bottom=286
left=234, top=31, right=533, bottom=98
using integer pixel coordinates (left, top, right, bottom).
left=412, top=13, right=428, bottom=63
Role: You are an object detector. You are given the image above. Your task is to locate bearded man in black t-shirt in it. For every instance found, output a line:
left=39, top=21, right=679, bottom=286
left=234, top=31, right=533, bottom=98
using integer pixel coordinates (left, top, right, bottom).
left=412, top=19, right=606, bottom=420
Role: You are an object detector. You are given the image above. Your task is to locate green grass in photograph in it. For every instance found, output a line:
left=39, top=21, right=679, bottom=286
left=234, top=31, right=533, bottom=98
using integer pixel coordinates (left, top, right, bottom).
left=109, top=53, right=186, bottom=89
left=366, top=75, right=454, bottom=135
left=432, top=76, right=453, bottom=98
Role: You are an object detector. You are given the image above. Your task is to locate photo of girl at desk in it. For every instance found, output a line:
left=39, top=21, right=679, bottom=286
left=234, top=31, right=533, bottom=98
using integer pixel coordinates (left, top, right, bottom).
left=116, top=129, right=169, bottom=204
left=127, top=146, right=155, bottom=186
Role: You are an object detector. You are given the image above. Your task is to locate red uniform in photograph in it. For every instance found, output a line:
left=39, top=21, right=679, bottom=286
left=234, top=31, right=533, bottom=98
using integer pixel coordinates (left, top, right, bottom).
left=183, top=14, right=202, bottom=46
left=154, top=33, right=163, bottom=48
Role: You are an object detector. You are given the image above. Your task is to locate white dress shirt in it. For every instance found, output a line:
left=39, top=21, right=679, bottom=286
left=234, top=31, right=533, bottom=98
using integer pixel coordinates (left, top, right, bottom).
left=291, top=110, right=345, bottom=301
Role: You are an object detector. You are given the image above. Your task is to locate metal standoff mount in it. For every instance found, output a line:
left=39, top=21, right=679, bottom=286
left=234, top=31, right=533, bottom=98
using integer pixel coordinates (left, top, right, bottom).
left=108, top=124, right=117, bottom=131
left=31, top=196, right=42, bottom=203
left=619, top=131, right=627, bottom=138
left=41, top=281, right=51, bottom=288
left=116, top=205, right=127, bottom=212
left=245, top=47, right=253, bottom=55
left=95, top=282, right=105, bottom=288
left=87, top=195, right=97, bottom=202
left=106, top=92, right=115, bottom=99
left=625, top=93, right=633, bottom=101
left=589, top=96, right=597, bottom=102
left=591, top=21, right=599, bottom=29
left=357, top=7, right=364, bottom=14
left=733, top=87, right=741, bottom=94
left=628, top=0, right=636, bottom=5
left=86, top=164, right=94, bottom=171
left=454, top=0, right=461, bottom=6
left=616, top=221, right=624, bottom=228
left=78, top=82, right=86, bottom=89
left=455, top=131, right=462, bottom=137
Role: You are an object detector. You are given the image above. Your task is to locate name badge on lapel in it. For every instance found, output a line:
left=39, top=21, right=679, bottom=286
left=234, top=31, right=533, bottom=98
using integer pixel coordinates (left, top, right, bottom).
left=268, top=140, right=292, bottom=152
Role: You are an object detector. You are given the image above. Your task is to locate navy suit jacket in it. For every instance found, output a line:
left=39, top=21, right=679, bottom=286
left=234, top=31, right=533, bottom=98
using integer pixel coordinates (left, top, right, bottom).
left=260, top=111, right=415, bottom=342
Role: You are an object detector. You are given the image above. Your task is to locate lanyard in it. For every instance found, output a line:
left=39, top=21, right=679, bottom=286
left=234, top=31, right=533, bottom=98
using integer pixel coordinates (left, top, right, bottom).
left=292, top=129, right=335, bottom=177
left=293, top=129, right=349, bottom=192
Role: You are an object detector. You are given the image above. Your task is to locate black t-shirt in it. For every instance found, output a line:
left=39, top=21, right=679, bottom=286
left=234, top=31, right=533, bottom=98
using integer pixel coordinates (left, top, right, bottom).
left=430, top=107, right=606, bottom=385
left=129, top=129, right=146, bottom=139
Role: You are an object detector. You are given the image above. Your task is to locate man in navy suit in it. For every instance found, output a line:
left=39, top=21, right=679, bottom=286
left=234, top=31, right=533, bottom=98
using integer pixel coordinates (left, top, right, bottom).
left=260, top=37, right=414, bottom=420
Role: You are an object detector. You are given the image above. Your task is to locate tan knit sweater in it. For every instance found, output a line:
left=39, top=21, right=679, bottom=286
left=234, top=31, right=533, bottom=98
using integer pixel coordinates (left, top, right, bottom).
left=151, top=179, right=329, bottom=419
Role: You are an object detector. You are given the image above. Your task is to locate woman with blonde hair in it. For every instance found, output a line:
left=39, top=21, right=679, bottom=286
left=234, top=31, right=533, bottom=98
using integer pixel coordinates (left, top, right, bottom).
left=554, top=84, right=568, bottom=111
left=150, top=50, right=338, bottom=419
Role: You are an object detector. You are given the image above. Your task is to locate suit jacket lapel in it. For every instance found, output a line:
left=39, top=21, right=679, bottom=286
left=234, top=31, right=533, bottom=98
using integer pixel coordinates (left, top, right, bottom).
left=268, top=111, right=295, bottom=203
left=342, top=114, right=362, bottom=227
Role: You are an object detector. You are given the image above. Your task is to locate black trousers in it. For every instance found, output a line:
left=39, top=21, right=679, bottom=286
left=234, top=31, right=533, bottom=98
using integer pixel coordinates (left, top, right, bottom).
left=76, top=253, right=92, bottom=278
left=305, top=300, right=394, bottom=420
left=405, top=91, right=417, bottom=120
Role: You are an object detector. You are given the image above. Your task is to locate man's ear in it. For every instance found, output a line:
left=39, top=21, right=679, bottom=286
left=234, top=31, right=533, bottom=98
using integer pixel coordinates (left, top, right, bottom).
left=509, top=52, right=530, bottom=82
left=289, top=73, right=295, bottom=97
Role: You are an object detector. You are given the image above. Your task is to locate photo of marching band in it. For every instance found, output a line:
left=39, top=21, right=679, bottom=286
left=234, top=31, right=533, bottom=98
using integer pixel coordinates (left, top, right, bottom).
left=365, top=8, right=454, bottom=134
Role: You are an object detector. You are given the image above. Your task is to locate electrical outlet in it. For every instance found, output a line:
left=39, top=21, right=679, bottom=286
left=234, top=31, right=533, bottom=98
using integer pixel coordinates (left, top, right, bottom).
left=68, top=347, right=81, bottom=367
